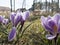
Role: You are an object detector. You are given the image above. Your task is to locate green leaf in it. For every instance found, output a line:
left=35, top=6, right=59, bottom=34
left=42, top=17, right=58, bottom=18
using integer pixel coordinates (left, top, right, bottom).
left=20, top=22, right=34, bottom=38
left=0, top=30, right=8, bottom=35
left=0, top=23, right=8, bottom=35
left=57, top=37, right=60, bottom=45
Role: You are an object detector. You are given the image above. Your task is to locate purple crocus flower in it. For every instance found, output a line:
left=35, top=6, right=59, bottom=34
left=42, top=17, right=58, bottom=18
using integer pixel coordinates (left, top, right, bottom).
left=41, top=14, right=60, bottom=40
left=21, top=11, right=30, bottom=21
left=20, top=11, right=30, bottom=25
left=10, top=12, right=16, bottom=26
left=2, top=19, right=9, bottom=25
left=10, top=12, right=22, bottom=26
left=0, top=15, right=4, bottom=23
left=10, top=11, right=29, bottom=26
left=8, top=27, right=16, bottom=41
left=8, top=11, right=29, bottom=41
left=14, top=12, right=22, bottom=26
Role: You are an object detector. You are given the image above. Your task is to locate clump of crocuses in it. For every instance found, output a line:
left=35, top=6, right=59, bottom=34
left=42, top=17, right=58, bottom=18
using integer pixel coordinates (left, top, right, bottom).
left=41, top=14, right=60, bottom=40
left=0, top=15, right=8, bottom=25
left=8, top=11, right=30, bottom=41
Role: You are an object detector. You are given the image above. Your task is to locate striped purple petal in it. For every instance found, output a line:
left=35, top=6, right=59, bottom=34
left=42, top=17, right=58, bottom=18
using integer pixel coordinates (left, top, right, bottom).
left=53, top=13, right=60, bottom=25
left=41, top=16, right=47, bottom=26
left=41, top=16, right=53, bottom=33
left=8, top=27, right=16, bottom=41
left=47, top=19, right=58, bottom=34
left=14, top=13, right=22, bottom=26
left=53, top=13, right=60, bottom=33
left=10, top=12, right=16, bottom=26
left=22, top=11, right=29, bottom=21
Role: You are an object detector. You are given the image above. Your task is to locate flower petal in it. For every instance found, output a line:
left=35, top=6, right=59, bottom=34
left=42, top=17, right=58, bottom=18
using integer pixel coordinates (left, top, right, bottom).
left=14, top=13, right=22, bottom=26
left=8, top=27, right=16, bottom=41
left=22, top=11, right=29, bottom=21
left=10, top=12, right=16, bottom=26
left=48, top=19, right=58, bottom=34
left=0, top=15, right=4, bottom=22
left=46, top=34, right=56, bottom=40
left=41, top=16, right=53, bottom=33
left=41, top=16, right=51, bottom=26
left=58, top=20, right=60, bottom=33
left=53, top=13, right=60, bottom=24
left=41, top=16, right=47, bottom=26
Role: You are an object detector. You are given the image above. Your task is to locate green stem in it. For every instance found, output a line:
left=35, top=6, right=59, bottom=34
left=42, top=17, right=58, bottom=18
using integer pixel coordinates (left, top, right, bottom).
left=54, top=34, right=59, bottom=45
left=17, top=23, right=24, bottom=45
left=1, top=41, right=3, bottom=45
left=48, top=40, right=52, bottom=45
left=14, top=22, right=24, bottom=45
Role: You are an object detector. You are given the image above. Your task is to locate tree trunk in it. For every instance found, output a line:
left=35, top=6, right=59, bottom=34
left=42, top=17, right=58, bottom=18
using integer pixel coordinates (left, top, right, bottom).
left=52, top=0, right=53, bottom=13
left=10, top=0, right=12, bottom=12
left=46, top=0, right=47, bottom=12
left=57, top=0, right=59, bottom=9
left=14, top=0, right=15, bottom=11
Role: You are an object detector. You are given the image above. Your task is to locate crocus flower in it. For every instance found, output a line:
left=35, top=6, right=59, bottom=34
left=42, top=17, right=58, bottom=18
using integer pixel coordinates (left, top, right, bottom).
left=14, top=12, right=22, bottom=26
left=10, top=11, right=29, bottom=26
left=0, top=15, right=4, bottom=23
left=19, top=11, right=30, bottom=25
left=21, top=11, right=30, bottom=21
left=41, top=14, right=60, bottom=40
left=10, top=12, right=22, bottom=26
left=2, top=19, right=9, bottom=25
left=8, top=11, right=29, bottom=41
left=8, top=27, right=16, bottom=41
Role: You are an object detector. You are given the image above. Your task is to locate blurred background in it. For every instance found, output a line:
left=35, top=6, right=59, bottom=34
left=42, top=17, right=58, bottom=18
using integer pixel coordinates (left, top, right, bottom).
left=0, top=0, right=59, bottom=16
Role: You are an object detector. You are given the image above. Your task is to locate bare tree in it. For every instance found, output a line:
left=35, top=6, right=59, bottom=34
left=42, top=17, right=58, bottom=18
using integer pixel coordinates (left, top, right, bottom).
left=14, top=0, right=15, bottom=11
left=57, top=0, right=59, bottom=9
left=52, top=0, right=53, bottom=13
left=46, top=0, right=47, bottom=11
left=10, top=0, right=12, bottom=12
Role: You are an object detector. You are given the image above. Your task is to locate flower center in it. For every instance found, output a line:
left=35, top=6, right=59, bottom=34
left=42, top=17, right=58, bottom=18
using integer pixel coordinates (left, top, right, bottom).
left=53, top=24, right=58, bottom=34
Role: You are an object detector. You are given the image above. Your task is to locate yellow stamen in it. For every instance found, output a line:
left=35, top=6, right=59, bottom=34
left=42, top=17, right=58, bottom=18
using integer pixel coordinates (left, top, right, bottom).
left=53, top=25, right=58, bottom=34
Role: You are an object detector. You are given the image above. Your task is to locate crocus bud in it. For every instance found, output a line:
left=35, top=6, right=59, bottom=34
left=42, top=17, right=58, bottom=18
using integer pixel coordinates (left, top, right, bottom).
left=22, top=11, right=30, bottom=21
left=10, top=12, right=16, bottom=26
left=14, top=12, right=22, bottom=26
left=8, top=27, right=16, bottom=41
